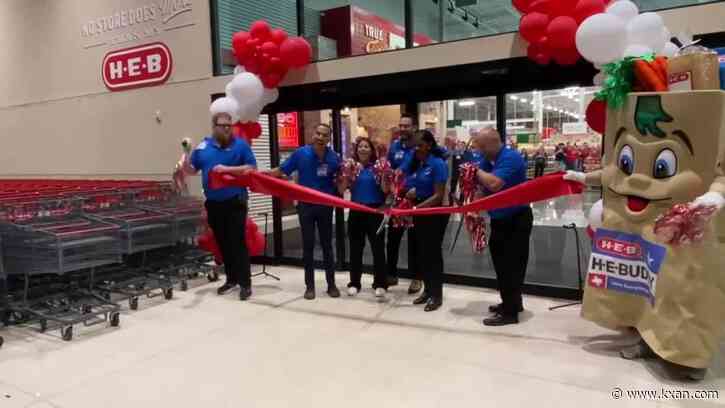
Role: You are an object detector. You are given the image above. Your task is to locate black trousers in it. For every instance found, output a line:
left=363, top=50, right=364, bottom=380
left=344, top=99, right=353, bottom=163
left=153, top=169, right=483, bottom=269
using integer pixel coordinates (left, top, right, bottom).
left=386, top=225, right=419, bottom=280
left=348, top=210, right=387, bottom=290
left=489, top=207, right=534, bottom=316
left=412, top=214, right=450, bottom=299
left=534, top=162, right=546, bottom=178
left=205, top=197, right=250, bottom=287
left=298, top=203, right=335, bottom=289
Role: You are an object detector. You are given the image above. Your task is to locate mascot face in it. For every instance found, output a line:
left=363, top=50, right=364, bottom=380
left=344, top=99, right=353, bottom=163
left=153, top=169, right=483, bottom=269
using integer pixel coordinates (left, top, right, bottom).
left=601, top=92, right=725, bottom=224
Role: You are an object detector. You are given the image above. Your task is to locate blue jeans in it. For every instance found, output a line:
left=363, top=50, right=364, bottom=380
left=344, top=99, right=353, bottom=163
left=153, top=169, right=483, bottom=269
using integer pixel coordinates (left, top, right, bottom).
left=298, top=203, right=335, bottom=289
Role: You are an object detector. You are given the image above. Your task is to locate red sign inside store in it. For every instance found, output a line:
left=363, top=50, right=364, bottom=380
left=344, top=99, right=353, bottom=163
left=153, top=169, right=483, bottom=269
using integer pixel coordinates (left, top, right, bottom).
left=277, top=113, right=300, bottom=149
left=102, top=42, right=173, bottom=92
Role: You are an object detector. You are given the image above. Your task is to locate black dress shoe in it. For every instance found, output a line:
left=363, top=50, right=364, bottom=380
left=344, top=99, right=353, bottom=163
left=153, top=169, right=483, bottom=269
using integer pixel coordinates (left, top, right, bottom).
left=483, top=313, right=519, bottom=326
left=413, top=292, right=431, bottom=305
left=304, top=288, right=316, bottom=300
left=488, top=303, right=524, bottom=314
left=239, top=286, right=252, bottom=301
left=386, top=276, right=399, bottom=287
left=424, top=297, right=442, bottom=312
left=408, top=279, right=423, bottom=294
left=217, top=283, right=236, bottom=295
left=327, top=286, right=341, bottom=298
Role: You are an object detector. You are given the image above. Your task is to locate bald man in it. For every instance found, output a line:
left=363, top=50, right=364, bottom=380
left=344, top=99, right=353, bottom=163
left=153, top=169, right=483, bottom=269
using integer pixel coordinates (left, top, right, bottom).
left=474, top=128, right=533, bottom=326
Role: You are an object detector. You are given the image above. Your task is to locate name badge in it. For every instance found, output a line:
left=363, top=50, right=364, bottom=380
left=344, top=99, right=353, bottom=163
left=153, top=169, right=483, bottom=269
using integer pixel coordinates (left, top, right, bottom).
left=395, top=151, right=404, bottom=160
left=317, top=164, right=329, bottom=177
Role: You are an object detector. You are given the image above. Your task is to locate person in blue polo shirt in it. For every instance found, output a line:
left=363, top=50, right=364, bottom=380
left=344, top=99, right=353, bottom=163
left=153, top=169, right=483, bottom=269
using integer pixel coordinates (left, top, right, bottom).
left=337, top=137, right=389, bottom=298
left=268, top=123, right=341, bottom=300
left=473, top=128, right=533, bottom=326
left=386, top=113, right=424, bottom=294
left=189, top=112, right=257, bottom=301
left=401, top=130, right=450, bottom=312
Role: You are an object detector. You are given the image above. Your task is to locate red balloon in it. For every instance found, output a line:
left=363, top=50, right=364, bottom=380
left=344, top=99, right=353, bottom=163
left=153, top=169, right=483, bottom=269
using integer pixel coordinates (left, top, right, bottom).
left=546, top=16, right=578, bottom=49
left=245, top=56, right=261, bottom=74
left=245, top=218, right=264, bottom=256
left=530, top=0, right=577, bottom=16
left=261, top=41, right=280, bottom=59
left=519, top=12, right=549, bottom=43
left=511, top=0, right=532, bottom=14
left=249, top=20, right=272, bottom=41
left=527, top=41, right=552, bottom=65
left=232, top=31, right=251, bottom=61
left=573, top=0, right=605, bottom=23
left=241, top=122, right=263, bottom=139
left=553, top=47, right=581, bottom=65
left=270, top=29, right=288, bottom=45
left=279, top=37, right=312, bottom=69
left=261, top=72, right=284, bottom=88
left=586, top=100, right=607, bottom=134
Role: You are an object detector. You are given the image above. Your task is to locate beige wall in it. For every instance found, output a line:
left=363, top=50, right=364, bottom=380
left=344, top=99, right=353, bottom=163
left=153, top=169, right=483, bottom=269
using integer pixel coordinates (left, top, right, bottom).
left=1, top=1, right=724, bottom=180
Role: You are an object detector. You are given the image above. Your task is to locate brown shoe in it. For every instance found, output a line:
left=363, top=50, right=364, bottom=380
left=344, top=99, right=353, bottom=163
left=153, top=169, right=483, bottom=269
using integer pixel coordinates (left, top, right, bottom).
left=408, top=279, right=423, bottom=294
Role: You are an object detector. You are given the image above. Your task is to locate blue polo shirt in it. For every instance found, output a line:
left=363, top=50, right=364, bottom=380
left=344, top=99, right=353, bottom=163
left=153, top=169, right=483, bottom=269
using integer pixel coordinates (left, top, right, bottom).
left=388, top=139, right=414, bottom=170
left=401, top=155, right=449, bottom=201
left=351, top=166, right=384, bottom=206
left=190, top=136, right=257, bottom=202
left=478, top=146, right=528, bottom=219
left=281, top=145, right=341, bottom=195
left=463, top=150, right=482, bottom=163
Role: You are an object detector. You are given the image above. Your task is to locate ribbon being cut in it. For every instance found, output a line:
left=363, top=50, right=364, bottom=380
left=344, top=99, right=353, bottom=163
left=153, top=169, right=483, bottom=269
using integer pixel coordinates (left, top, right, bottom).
left=209, top=170, right=584, bottom=219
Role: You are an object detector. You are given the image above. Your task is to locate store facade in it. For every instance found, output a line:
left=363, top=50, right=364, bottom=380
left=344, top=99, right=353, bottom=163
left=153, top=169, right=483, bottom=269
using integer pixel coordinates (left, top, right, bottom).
left=2, top=0, right=725, bottom=299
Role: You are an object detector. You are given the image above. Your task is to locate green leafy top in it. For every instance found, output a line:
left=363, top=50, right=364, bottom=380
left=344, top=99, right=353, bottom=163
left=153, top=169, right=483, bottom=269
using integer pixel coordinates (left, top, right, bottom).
left=595, top=53, right=656, bottom=109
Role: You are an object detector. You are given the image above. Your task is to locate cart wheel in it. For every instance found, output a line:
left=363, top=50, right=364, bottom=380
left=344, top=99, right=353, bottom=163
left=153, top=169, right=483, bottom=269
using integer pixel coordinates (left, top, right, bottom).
left=180, top=280, right=188, bottom=291
left=129, top=297, right=139, bottom=311
left=82, top=304, right=92, bottom=314
left=39, top=320, right=47, bottom=333
left=62, top=326, right=73, bottom=342
left=109, top=312, right=120, bottom=327
left=164, top=288, right=174, bottom=300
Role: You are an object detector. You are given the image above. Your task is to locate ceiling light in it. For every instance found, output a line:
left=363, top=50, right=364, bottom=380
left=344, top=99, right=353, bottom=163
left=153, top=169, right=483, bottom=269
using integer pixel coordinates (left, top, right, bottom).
left=510, top=95, right=519, bottom=101
left=459, top=100, right=476, bottom=107
left=520, top=98, right=527, bottom=103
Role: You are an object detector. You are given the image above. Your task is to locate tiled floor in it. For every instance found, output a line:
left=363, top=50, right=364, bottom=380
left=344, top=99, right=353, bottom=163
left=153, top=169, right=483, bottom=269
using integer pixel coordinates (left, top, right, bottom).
left=0, top=265, right=723, bottom=408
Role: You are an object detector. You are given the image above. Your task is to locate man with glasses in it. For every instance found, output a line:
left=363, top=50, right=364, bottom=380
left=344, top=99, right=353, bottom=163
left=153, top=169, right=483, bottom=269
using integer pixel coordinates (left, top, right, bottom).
left=189, top=112, right=257, bottom=300
left=268, top=124, right=341, bottom=300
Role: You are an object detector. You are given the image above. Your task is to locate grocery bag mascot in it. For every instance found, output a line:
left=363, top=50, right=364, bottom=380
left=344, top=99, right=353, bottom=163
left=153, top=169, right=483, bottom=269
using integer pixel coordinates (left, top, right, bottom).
left=566, top=90, right=725, bottom=380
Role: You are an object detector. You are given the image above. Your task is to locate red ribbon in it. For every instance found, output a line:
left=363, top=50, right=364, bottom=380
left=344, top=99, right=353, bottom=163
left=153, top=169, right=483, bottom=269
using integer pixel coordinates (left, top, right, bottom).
left=209, top=171, right=583, bottom=216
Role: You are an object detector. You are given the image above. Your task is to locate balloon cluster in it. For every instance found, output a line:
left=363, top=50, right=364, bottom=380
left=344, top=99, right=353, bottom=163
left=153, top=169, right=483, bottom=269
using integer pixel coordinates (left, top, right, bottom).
left=514, top=0, right=614, bottom=66
left=210, top=20, right=312, bottom=143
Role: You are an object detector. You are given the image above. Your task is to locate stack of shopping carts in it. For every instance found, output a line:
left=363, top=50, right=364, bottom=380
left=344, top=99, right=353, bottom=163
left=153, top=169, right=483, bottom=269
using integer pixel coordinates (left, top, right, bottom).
left=0, top=179, right=212, bottom=342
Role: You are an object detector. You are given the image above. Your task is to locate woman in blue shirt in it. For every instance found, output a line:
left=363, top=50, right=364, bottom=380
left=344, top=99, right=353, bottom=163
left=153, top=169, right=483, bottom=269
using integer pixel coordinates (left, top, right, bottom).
left=401, top=130, right=450, bottom=312
left=338, top=138, right=389, bottom=298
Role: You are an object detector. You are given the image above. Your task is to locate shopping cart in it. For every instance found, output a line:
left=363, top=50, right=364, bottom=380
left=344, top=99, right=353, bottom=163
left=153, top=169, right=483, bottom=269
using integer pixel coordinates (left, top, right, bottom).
left=0, top=198, right=122, bottom=341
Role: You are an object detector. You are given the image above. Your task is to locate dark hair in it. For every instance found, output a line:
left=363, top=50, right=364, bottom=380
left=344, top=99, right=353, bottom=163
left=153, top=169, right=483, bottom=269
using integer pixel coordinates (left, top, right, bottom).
left=410, top=130, right=445, bottom=173
left=315, top=123, right=332, bottom=133
left=400, top=113, right=414, bottom=122
left=352, top=137, right=377, bottom=165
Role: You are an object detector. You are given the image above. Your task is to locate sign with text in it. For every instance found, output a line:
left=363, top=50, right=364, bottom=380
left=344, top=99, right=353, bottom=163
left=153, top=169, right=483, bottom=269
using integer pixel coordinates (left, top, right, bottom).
left=587, top=228, right=667, bottom=305
left=277, top=113, right=300, bottom=149
left=102, top=42, right=172, bottom=91
left=563, top=122, right=588, bottom=135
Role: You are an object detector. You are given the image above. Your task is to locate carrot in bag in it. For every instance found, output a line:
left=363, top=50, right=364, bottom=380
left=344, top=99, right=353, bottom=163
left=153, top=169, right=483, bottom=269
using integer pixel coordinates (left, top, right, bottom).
left=634, top=59, right=668, bottom=92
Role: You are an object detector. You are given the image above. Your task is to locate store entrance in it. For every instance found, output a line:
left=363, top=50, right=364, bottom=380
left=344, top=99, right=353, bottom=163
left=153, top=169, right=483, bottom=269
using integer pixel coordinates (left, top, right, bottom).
left=263, top=58, right=603, bottom=298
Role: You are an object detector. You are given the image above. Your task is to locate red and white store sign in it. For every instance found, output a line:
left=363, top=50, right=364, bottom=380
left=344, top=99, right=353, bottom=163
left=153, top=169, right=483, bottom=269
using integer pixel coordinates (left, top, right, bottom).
left=102, top=42, right=172, bottom=91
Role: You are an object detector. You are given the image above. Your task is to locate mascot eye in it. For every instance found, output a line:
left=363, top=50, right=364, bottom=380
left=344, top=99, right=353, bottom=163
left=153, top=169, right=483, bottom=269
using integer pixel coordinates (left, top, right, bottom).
left=618, top=145, right=634, bottom=175
left=653, top=149, right=677, bottom=179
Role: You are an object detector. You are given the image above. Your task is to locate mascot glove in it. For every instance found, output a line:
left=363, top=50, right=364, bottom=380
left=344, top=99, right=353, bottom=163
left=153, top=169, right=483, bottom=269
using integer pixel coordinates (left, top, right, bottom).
left=692, top=191, right=725, bottom=211
left=563, top=171, right=587, bottom=184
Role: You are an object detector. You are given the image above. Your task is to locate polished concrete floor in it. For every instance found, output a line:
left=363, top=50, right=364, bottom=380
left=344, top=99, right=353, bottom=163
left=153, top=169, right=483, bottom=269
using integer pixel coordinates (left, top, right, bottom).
left=0, top=265, right=723, bottom=408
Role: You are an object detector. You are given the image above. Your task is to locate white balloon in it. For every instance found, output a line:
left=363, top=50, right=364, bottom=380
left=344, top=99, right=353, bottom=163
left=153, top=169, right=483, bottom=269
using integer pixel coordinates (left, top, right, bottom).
left=606, top=0, right=639, bottom=23
left=593, top=71, right=606, bottom=86
left=660, top=41, right=679, bottom=57
left=588, top=199, right=604, bottom=232
left=225, top=82, right=234, bottom=98
left=228, top=73, right=264, bottom=105
left=576, top=14, right=628, bottom=65
left=233, top=65, right=246, bottom=75
left=238, top=98, right=265, bottom=122
left=627, top=12, right=668, bottom=54
left=262, top=88, right=279, bottom=105
left=623, top=44, right=653, bottom=58
left=209, top=97, right=239, bottom=122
